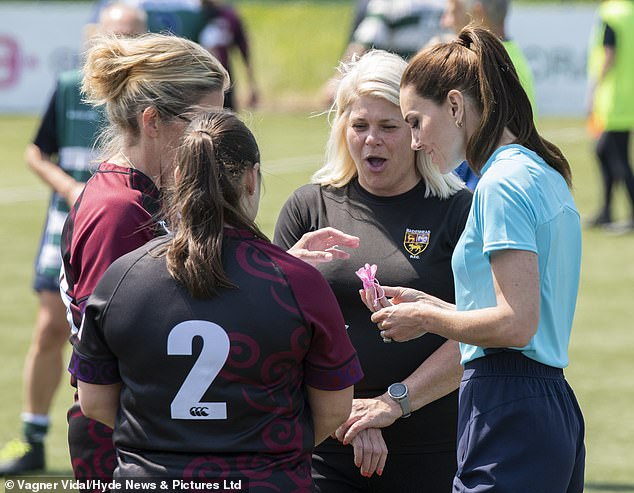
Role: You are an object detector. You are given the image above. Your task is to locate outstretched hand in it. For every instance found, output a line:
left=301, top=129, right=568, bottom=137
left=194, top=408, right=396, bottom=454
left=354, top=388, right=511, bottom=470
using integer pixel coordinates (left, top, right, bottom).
left=287, top=227, right=360, bottom=266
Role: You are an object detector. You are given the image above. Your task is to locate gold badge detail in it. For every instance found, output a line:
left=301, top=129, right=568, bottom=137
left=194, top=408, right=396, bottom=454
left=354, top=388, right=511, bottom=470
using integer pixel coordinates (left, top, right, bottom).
left=403, top=229, right=430, bottom=258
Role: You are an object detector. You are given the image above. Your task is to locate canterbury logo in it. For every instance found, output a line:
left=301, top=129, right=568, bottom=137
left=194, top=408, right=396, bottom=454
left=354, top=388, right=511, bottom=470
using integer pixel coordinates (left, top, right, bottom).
left=189, top=406, right=210, bottom=416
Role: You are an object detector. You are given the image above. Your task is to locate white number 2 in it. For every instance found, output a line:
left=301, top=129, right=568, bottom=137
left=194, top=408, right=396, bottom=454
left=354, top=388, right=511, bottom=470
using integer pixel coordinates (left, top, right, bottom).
left=167, top=320, right=230, bottom=420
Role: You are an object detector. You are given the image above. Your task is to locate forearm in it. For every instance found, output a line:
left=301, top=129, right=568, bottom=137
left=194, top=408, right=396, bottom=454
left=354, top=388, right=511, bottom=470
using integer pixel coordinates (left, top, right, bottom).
left=416, top=303, right=534, bottom=348
left=598, top=47, right=615, bottom=84
left=376, top=251, right=540, bottom=348
left=334, top=343, right=462, bottom=444
left=77, top=381, right=120, bottom=429
left=402, top=339, right=462, bottom=411
left=307, top=385, right=354, bottom=445
left=26, top=144, right=81, bottom=206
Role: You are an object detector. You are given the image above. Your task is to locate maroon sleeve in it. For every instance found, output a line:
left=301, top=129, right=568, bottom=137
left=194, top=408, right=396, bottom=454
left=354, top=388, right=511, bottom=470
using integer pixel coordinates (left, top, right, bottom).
left=70, top=183, right=155, bottom=317
left=269, top=248, right=363, bottom=390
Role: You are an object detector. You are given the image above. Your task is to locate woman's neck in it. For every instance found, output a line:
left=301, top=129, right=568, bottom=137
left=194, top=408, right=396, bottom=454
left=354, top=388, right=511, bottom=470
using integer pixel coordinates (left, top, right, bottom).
left=114, top=147, right=162, bottom=188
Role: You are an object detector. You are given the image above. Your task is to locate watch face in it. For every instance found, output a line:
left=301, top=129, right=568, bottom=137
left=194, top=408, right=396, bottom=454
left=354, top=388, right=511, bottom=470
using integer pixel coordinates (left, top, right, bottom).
left=389, top=383, right=407, bottom=398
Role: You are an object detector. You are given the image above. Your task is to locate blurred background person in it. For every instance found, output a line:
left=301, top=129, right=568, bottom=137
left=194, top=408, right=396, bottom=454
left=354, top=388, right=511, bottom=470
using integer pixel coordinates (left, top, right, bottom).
left=89, top=0, right=206, bottom=41
left=321, top=0, right=450, bottom=106
left=74, top=111, right=362, bottom=490
left=441, top=0, right=536, bottom=190
left=275, top=50, right=472, bottom=492
left=348, top=0, right=449, bottom=60
left=199, top=0, right=258, bottom=110
left=586, top=0, right=634, bottom=231
left=61, top=33, right=228, bottom=483
left=441, top=0, right=536, bottom=112
left=0, top=3, right=147, bottom=476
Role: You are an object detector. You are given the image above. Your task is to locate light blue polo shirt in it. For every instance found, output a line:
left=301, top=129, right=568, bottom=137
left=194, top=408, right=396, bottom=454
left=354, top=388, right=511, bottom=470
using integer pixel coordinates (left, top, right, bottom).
left=452, top=145, right=581, bottom=368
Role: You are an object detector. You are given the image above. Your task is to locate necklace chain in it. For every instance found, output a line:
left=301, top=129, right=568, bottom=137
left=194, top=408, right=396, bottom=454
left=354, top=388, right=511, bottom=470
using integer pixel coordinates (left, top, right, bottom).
left=120, top=150, right=137, bottom=170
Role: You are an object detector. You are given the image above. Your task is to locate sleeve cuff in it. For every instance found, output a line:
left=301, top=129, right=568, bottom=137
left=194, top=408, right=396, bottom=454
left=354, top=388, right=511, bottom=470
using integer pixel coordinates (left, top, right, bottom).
left=68, top=350, right=121, bottom=385
left=304, top=355, right=364, bottom=391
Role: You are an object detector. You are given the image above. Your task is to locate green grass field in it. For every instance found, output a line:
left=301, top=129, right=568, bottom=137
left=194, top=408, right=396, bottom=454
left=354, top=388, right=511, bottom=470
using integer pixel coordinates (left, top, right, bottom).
left=1, top=113, right=634, bottom=491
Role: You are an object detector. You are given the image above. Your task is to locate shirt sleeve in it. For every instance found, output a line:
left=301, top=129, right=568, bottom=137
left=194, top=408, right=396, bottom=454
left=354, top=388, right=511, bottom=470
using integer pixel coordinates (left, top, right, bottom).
left=448, top=188, right=473, bottom=244
left=474, top=163, right=538, bottom=256
left=273, top=187, right=316, bottom=250
left=272, top=252, right=363, bottom=390
left=33, top=89, right=59, bottom=156
left=70, top=188, right=155, bottom=317
left=69, top=260, right=127, bottom=385
left=273, top=185, right=327, bottom=250
left=603, top=22, right=616, bottom=48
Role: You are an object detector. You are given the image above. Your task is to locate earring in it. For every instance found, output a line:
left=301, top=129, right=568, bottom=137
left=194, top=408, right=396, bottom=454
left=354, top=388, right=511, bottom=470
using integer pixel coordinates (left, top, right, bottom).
left=455, top=120, right=463, bottom=128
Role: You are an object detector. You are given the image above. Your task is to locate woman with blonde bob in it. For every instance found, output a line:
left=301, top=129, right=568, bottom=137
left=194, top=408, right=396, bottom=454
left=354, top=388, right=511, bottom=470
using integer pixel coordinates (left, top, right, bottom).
left=275, top=49, right=473, bottom=492
left=61, top=32, right=229, bottom=483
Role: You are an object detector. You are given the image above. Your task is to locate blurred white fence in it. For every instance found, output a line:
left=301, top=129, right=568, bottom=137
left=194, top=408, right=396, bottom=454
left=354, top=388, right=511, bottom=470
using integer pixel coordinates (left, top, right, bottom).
left=0, top=2, right=597, bottom=115
left=508, top=4, right=597, bottom=117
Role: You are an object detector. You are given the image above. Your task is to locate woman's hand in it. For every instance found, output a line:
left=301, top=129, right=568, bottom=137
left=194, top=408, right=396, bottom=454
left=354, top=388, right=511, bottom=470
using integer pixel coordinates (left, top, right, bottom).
left=334, top=397, right=401, bottom=445
left=287, top=227, right=359, bottom=266
left=350, top=428, right=388, bottom=478
left=365, top=286, right=456, bottom=342
left=370, top=301, right=429, bottom=342
left=360, top=285, right=440, bottom=310
left=359, top=285, right=392, bottom=313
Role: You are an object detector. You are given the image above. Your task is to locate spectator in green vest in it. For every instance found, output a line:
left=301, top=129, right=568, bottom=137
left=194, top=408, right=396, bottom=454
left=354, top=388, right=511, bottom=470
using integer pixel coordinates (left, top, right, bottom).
left=587, top=0, right=634, bottom=231
left=0, top=3, right=147, bottom=476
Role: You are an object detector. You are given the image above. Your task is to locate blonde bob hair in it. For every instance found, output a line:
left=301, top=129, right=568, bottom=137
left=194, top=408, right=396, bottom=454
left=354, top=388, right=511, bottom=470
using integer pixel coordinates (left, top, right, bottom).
left=312, top=49, right=464, bottom=198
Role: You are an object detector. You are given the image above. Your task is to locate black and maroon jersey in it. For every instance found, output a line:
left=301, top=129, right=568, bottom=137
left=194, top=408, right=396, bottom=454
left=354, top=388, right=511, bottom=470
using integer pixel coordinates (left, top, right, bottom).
left=60, top=162, right=163, bottom=342
left=71, top=230, right=362, bottom=490
left=274, top=179, right=472, bottom=454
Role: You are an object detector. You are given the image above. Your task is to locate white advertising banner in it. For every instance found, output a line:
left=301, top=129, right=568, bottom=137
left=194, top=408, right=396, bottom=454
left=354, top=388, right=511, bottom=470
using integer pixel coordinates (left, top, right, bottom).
left=0, top=3, right=92, bottom=113
left=0, top=2, right=599, bottom=115
left=508, top=4, right=598, bottom=116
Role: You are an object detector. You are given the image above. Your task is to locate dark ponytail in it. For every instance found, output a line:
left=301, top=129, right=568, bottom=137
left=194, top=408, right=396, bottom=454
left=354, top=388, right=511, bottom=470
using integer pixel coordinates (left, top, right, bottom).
left=402, top=25, right=572, bottom=187
left=163, top=111, right=267, bottom=298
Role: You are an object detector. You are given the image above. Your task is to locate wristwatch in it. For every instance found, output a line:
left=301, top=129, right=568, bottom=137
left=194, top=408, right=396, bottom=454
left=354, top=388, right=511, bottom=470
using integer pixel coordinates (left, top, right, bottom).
left=387, top=382, right=411, bottom=418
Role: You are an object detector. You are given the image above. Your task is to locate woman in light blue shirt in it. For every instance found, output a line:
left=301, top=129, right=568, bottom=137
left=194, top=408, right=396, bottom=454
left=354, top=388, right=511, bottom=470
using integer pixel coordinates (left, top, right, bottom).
left=346, top=26, right=585, bottom=492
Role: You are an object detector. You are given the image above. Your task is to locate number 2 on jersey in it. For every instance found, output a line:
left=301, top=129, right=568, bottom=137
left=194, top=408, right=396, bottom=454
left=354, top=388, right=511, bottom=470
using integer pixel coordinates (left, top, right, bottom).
left=167, top=320, right=230, bottom=420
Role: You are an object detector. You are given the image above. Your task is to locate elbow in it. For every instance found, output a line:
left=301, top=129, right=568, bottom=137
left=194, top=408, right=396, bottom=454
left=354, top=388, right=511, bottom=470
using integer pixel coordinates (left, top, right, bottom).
left=24, top=145, right=37, bottom=171
left=320, top=397, right=353, bottom=438
left=77, top=391, right=109, bottom=427
left=334, top=401, right=353, bottom=428
left=321, top=400, right=352, bottom=434
left=78, top=399, right=97, bottom=422
left=504, top=319, right=538, bottom=348
left=79, top=401, right=113, bottom=429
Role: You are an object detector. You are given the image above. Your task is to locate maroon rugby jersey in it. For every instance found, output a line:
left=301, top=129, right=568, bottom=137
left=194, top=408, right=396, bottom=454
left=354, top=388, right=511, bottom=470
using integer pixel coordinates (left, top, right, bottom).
left=60, top=162, right=163, bottom=342
left=71, top=230, right=363, bottom=491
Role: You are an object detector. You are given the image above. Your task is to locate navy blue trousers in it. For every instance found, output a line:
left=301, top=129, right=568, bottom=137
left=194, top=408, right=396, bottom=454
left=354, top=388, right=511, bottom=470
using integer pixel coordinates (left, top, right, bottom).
left=453, top=352, right=585, bottom=493
left=314, top=448, right=456, bottom=493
